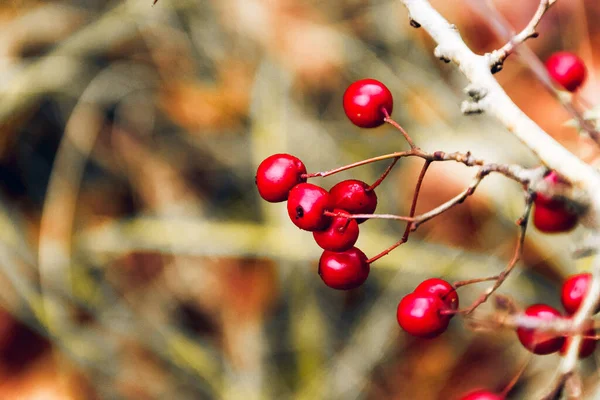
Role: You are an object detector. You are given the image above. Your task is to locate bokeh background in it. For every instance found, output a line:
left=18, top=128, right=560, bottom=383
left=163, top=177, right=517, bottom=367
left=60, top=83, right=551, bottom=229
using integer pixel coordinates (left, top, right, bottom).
left=0, top=0, right=599, bottom=398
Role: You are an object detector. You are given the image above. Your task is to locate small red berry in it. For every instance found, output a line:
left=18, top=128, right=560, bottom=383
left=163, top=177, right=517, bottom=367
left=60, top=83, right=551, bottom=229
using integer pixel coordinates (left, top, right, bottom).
left=255, top=154, right=307, bottom=202
left=459, top=389, right=504, bottom=400
left=560, top=329, right=596, bottom=359
left=516, top=304, right=565, bottom=355
left=414, top=278, right=459, bottom=312
left=329, top=180, right=377, bottom=223
left=343, top=79, right=393, bottom=128
left=396, top=292, right=450, bottom=338
left=318, top=247, right=370, bottom=290
left=545, top=51, right=587, bottom=92
left=561, top=273, right=598, bottom=315
left=533, top=172, right=578, bottom=233
left=287, top=183, right=332, bottom=231
left=313, top=209, right=359, bottom=252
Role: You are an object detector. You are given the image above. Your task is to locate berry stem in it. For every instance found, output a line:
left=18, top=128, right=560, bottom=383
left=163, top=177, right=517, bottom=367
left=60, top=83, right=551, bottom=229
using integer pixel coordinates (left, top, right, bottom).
left=382, top=108, right=417, bottom=149
left=500, top=356, right=531, bottom=397
left=302, top=150, right=416, bottom=179
left=367, top=161, right=430, bottom=264
left=453, top=276, right=500, bottom=288
left=456, top=192, right=534, bottom=315
left=324, top=210, right=412, bottom=222
left=367, top=157, right=399, bottom=192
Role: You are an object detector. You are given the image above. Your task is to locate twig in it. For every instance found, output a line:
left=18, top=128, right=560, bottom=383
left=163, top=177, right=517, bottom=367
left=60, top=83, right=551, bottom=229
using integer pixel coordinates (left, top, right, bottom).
left=382, top=110, right=417, bottom=149
left=488, top=0, right=557, bottom=72
left=368, top=157, right=400, bottom=191
left=446, top=192, right=533, bottom=315
left=367, top=160, right=430, bottom=264
left=466, top=0, right=600, bottom=146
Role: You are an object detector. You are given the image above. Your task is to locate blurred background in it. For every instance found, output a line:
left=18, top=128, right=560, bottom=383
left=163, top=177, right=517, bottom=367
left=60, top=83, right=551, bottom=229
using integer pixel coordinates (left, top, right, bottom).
left=0, top=0, right=598, bottom=398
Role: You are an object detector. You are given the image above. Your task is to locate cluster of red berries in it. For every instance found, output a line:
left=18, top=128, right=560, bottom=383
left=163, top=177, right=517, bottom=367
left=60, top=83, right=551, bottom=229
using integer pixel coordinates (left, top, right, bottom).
left=545, top=51, right=587, bottom=92
left=532, top=171, right=579, bottom=234
left=256, top=79, right=394, bottom=290
left=255, top=154, right=373, bottom=289
left=517, top=273, right=597, bottom=357
left=396, top=278, right=458, bottom=338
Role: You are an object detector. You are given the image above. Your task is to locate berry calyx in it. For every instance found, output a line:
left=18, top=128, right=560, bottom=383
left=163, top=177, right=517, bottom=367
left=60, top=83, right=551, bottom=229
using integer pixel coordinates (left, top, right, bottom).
left=329, top=179, right=377, bottom=223
left=313, top=209, right=359, bottom=252
left=545, top=51, right=587, bottom=92
left=459, top=389, right=504, bottom=400
left=560, top=329, right=596, bottom=359
left=318, top=247, right=370, bottom=290
left=396, top=292, right=450, bottom=338
left=561, top=273, right=597, bottom=315
left=414, top=278, right=459, bottom=312
left=287, top=183, right=332, bottom=231
left=533, top=171, right=578, bottom=233
left=255, top=154, right=307, bottom=202
left=516, top=304, right=565, bottom=355
left=343, top=79, right=393, bottom=128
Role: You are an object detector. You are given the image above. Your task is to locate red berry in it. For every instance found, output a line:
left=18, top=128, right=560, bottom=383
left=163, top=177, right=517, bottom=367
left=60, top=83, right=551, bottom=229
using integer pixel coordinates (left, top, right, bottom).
left=459, top=389, right=504, bottom=400
left=329, top=180, right=377, bottom=223
left=287, top=183, right=332, bottom=231
left=561, top=273, right=597, bottom=315
left=560, top=329, right=596, bottom=359
left=343, top=79, right=393, bottom=128
left=318, top=247, right=370, bottom=290
left=313, top=209, right=359, bottom=252
left=533, top=172, right=578, bottom=233
left=396, top=292, right=450, bottom=338
left=545, top=51, right=587, bottom=92
left=255, top=154, right=307, bottom=202
left=516, top=304, right=565, bottom=355
left=414, top=278, right=459, bottom=312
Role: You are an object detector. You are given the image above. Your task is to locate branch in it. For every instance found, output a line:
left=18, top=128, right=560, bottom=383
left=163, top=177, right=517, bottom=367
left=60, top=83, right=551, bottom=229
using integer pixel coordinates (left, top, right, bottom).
left=465, top=0, right=600, bottom=147
left=400, top=0, right=600, bottom=228
left=488, top=0, right=557, bottom=72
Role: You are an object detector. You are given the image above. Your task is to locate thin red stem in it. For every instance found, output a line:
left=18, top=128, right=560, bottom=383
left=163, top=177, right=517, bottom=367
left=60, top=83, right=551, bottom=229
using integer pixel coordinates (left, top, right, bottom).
left=367, top=161, right=430, bottom=264
left=382, top=108, right=417, bottom=149
left=302, top=150, right=418, bottom=179
left=367, top=157, right=399, bottom=191
left=501, top=356, right=531, bottom=397
left=323, top=210, right=412, bottom=222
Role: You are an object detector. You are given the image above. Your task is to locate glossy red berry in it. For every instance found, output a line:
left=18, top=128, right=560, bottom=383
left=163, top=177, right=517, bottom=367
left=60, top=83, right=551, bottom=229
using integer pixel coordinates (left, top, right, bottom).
left=255, top=154, right=307, bottom=202
left=561, top=273, right=598, bottom=315
left=459, top=389, right=504, bottom=400
left=397, top=292, right=450, bottom=338
left=287, top=183, right=332, bottom=231
left=545, top=52, right=587, bottom=92
left=560, top=329, right=596, bottom=359
left=343, top=79, right=393, bottom=128
left=318, top=247, right=370, bottom=290
left=313, top=209, right=359, bottom=252
left=414, top=278, right=459, bottom=312
left=533, top=172, right=578, bottom=233
left=329, top=180, right=377, bottom=223
left=516, top=304, right=565, bottom=355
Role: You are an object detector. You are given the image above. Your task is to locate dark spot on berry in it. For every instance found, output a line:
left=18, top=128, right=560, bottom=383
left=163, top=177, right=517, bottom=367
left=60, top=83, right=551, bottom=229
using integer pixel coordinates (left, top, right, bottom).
left=296, top=206, right=304, bottom=219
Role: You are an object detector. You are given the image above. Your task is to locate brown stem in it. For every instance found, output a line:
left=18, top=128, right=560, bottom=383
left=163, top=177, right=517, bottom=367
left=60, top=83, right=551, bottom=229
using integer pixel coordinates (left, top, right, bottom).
left=367, top=157, right=399, bottom=191
left=382, top=108, right=417, bottom=149
left=456, top=192, right=533, bottom=315
left=367, top=161, right=430, bottom=263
